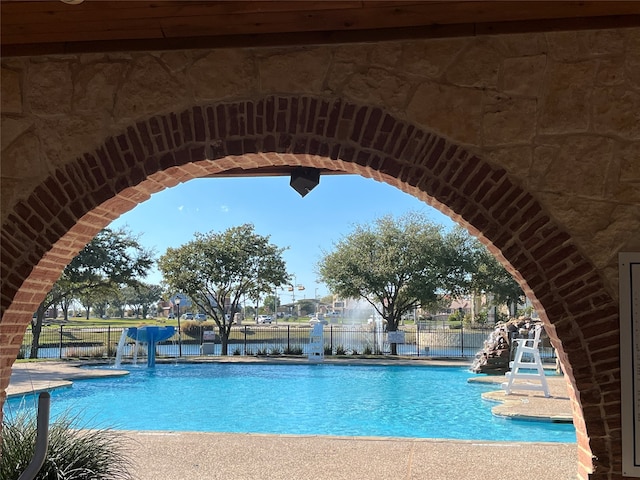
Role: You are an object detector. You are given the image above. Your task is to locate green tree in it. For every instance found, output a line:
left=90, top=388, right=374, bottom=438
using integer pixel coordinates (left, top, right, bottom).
left=30, top=228, right=154, bottom=358
left=439, top=226, right=477, bottom=297
left=320, top=294, right=333, bottom=305
left=263, top=294, right=280, bottom=316
left=110, top=287, right=127, bottom=318
left=437, top=226, right=524, bottom=322
left=318, top=212, right=446, bottom=355
left=469, top=240, right=524, bottom=317
left=122, top=282, right=163, bottom=318
left=158, top=224, right=289, bottom=354
left=297, top=299, right=315, bottom=316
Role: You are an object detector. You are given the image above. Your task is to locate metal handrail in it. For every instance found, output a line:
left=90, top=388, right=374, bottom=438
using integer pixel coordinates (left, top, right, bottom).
left=18, top=391, right=50, bottom=480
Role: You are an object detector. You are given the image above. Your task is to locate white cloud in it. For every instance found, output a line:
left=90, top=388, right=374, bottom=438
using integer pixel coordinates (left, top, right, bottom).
left=178, top=205, right=184, bottom=211
left=220, top=205, right=229, bottom=213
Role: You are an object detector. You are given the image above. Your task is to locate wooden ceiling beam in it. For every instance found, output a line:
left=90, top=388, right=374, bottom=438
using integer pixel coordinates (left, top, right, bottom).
left=2, top=1, right=639, bottom=56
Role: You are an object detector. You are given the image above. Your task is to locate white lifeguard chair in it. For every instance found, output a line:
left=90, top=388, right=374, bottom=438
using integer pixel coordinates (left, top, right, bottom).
left=502, top=324, right=550, bottom=397
left=308, top=323, right=325, bottom=363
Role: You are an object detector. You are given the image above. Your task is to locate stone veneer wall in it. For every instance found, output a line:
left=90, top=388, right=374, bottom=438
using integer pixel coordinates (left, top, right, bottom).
left=2, top=29, right=639, bottom=479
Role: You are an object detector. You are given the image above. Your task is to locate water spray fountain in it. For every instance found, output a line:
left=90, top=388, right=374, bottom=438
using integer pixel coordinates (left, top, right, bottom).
left=114, top=326, right=176, bottom=368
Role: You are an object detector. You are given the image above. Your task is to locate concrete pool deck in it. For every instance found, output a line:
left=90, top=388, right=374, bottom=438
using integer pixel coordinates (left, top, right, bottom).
left=6, top=358, right=578, bottom=480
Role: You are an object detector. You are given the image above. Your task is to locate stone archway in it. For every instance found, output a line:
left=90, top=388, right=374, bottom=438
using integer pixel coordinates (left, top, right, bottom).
left=1, top=94, right=622, bottom=478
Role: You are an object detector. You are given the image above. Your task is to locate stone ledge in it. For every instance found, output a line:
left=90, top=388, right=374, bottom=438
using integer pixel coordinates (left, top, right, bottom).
left=469, top=374, right=573, bottom=423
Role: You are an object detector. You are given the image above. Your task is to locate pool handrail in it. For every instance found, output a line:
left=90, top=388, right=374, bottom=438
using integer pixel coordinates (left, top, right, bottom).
left=18, top=391, right=50, bottom=480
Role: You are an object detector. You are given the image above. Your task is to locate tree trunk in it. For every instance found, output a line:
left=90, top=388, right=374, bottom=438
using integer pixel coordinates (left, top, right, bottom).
left=61, top=299, right=70, bottom=321
left=30, top=302, right=46, bottom=359
left=220, top=323, right=232, bottom=356
left=387, top=317, right=399, bottom=356
left=220, top=332, right=228, bottom=355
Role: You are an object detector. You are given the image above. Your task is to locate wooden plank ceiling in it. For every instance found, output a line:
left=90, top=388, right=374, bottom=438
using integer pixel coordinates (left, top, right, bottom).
left=2, top=1, right=640, bottom=56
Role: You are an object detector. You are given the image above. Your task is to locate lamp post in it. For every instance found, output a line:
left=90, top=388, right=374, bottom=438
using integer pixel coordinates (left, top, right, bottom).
left=296, top=283, right=305, bottom=317
left=175, top=296, right=182, bottom=357
left=287, top=275, right=306, bottom=318
left=273, top=285, right=278, bottom=324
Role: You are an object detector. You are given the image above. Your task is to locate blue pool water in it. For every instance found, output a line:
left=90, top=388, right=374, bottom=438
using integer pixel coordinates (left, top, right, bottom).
left=5, top=363, right=576, bottom=443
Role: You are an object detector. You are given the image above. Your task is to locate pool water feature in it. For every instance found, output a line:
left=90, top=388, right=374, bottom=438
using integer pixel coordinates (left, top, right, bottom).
left=5, top=363, right=576, bottom=443
left=114, top=326, right=176, bottom=368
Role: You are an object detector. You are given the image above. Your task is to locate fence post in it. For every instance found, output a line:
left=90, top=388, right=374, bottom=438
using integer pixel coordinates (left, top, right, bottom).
left=244, top=325, right=247, bottom=354
left=107, top=325, right=111, bottom=358
left=330, top=325, right=333, bottom=353
left=287, top=325, right=290, bottom=351
left=59, top=325, right=63, bottom=359
left=461, top=324, right=464, bottom=357
left=416, top=325, right=420, bottom=357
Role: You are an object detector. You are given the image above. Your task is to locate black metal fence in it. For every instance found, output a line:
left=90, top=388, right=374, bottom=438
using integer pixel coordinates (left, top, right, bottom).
left=19, top=324, right=557, bottom=361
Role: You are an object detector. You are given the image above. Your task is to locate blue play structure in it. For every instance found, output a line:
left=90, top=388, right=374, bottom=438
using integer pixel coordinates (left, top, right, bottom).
left=124, top=326, right=176, bottom=367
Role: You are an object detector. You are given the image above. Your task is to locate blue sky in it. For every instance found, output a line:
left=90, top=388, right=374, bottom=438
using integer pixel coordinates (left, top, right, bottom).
left=109, top=175, right=454, bottom=303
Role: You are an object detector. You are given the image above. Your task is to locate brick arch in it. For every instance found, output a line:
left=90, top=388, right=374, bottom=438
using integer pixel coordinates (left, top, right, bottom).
left=1, top=95, right=619, bottom=478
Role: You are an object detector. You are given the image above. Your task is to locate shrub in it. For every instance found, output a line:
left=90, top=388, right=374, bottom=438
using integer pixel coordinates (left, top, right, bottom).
left=1, top=408, right=133, bottom=480
left=350, top=348, right=359, bottom=355
left=180, top=321, right=215, bottom=338
left=256, top=348, right=268, bottom=356
left=179, top=320, right=199, bottom=337
left=474, top=311, right=495, bottom=327
left=363, top=345, right=373, bottom=355
left=232, top=347, right=241, bottom=355
left=66, top=346, right=108, bottom=358
left=269, top=347, right=282, bottom=356
left=283, top=346, right=303, bottom=355
left=324, top=345, right=333, bottom=355
left=335, top=345, right=346, bottom=355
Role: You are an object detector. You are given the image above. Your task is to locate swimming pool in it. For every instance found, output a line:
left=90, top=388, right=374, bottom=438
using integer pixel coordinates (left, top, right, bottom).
left=5, top=363, right=576, bottom=443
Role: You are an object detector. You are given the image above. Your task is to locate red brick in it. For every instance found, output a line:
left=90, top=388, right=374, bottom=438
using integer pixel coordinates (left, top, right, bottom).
left=325, top=99, right=341, bottom=138
left=361, top=108, right=381, bottom=148
left=303, top=97, right=316, bottom=132
left=181, top=109, right=194, bottom=142
left=349, top=106, right=368, bottom=143
left=287, top=97, right=299, bottom=135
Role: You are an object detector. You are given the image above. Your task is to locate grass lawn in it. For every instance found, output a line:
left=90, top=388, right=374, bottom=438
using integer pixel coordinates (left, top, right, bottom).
left=59, top=316, right=175, bottom=327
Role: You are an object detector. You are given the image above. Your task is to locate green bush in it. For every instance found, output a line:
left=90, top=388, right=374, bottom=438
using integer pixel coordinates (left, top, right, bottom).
left=1, top=409, right=133, bottom=480
left=66, top=346, right=108, bottom=358
left=324, top=345, right=333, bottom=355
left=283, top=346, right=303, bottom=355
left=363, top=345, right=373, bottom=355
left=180, top=321, right=215, bottom=338
left=335, top=345, right=347, bottom=355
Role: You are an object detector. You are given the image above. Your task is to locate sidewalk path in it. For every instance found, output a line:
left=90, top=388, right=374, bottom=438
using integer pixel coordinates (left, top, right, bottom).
left=7, top=360, right=128, bottom=398
left=123, top=431, right=577, bottom=480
